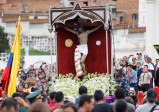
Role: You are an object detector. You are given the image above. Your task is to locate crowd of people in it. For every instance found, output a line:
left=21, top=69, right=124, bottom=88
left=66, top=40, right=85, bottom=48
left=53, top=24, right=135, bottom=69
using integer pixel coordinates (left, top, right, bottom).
left=114, top=53, right=159, bottom=95
left=16, top=63, right=52, bottom=95
left=1, top=85, right=159, bottom=112
left=0, top=53, right=158, bottom=112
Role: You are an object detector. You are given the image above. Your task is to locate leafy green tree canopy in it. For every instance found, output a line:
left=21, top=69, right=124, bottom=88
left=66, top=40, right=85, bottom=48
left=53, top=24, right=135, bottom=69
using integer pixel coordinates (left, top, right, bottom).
left=0, top=26, right=9, bottom=53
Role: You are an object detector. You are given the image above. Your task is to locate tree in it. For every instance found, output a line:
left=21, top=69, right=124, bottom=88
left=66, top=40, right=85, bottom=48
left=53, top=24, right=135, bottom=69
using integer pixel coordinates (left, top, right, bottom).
left=0, top=26, right=9, bottom=53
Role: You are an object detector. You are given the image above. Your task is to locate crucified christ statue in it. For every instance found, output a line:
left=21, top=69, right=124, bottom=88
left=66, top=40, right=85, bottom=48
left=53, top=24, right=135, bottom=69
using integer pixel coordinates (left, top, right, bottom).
left=64, top=24, right=102, bottom=76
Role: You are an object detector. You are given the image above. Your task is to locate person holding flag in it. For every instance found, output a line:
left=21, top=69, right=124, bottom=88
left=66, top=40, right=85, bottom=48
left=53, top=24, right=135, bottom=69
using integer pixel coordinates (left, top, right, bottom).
left=1, top=17, right=22, bottom=97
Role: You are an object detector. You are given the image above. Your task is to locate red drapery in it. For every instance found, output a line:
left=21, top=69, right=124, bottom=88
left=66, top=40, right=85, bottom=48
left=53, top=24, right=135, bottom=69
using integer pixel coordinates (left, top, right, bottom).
left=57, top=27, right=111, bottom=75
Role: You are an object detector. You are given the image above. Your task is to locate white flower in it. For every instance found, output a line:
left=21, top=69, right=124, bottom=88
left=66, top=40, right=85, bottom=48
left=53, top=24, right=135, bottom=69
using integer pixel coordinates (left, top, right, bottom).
left=49, top=73, right=116, bottom=97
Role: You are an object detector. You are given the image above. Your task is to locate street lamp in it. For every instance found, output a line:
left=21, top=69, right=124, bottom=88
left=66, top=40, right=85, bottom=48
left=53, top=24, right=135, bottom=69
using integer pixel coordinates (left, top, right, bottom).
left=48, top=24, right=53, bottom=76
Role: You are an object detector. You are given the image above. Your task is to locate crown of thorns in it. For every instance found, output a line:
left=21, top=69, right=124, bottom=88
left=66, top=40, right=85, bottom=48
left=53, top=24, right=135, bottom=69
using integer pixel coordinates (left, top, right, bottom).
left=75, top=24, right=84, bottom=31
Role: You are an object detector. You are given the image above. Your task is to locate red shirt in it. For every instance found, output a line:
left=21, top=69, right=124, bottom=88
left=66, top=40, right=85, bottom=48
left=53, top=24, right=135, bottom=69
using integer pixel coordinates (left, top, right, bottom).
left=49, top=101, right=56, bottom=107
left=50, top=104, right=61, bottom=112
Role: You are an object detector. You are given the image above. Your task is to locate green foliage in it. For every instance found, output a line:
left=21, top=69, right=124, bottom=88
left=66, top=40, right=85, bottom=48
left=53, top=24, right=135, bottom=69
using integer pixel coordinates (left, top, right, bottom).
left=21, top=49, right=25, bottom=56
left=5, top=49, right=50, bottom=56
left=0, top=26, right=9, bottom=53
left=5, top=48, right=25, bottom=56
left=29, top=49, right=50, bottom=55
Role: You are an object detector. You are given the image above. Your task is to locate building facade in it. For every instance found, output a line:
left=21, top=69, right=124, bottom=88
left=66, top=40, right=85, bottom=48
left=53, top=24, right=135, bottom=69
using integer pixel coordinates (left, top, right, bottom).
left=0, top=0, right=146, bottom=59
left=2, top=21, right=53, bottom=51
left=145, top=0, right=159, bottom=61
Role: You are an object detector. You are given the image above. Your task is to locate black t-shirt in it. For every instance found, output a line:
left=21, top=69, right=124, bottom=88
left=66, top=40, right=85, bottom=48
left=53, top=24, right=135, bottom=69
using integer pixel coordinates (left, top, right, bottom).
left=92, top=103, right=112, bottom=112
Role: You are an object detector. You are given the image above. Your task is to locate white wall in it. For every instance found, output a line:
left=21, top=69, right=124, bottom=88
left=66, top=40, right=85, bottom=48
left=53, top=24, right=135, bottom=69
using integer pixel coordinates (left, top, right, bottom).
left=138, top=0, right=147, bottom=27
left=0, top=55, right=56, bottom=69
left=153, top=0, right=159, bottom=60
left=154, top=0, right=159, bottom=44
left=24, top=55, right=56, bottom=69
left=113, top=29, right=145, bottom=59
left=145, top=0, right=159, bottom=62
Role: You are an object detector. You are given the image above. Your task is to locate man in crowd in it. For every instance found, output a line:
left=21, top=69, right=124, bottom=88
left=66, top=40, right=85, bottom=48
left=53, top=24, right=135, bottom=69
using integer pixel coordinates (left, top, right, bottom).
left=19, top=76, right=26, bottom=86
left=155, top=59, right=159, bottom=86
left=136, top=62, right=142, bottom=80
left=27, top=65, right=35, bottom=76
left=115, top=100, right=128, bottom=112
left=135, top=89, right=157, bottom=112
left=76, top=86, right=87, bottom=104
left=136, top=53, right=144, bottom=66
left=144, top=57, right=155, bottom=88
left=155, top=59, right=159, bottom=70
left=111, top=88, right=135, bottom=112
left=40, top=76, right=49, bottom=92
left=50, top=91, right=64, bottom=112
left=28, top=102, right=50, bottom=112
left=78, top=94, right=94, bottom=112
left=116, top=74, right=130, bottom=96
left=49, top=92, right=56, bottom=107
left=92, top=90, right=112, bottom=112
left=139, top=65, right=152, bottom=92
left=115, top=74, right=126, bottom=89
left=1, top=98, right=18, bottom=112
left=145, top=57, right=155, bottom=73
left=26, top=73, right=37, bottom=85
left=26, top=90, right=43, bottom=104
left=123, top=56, right=128, bottom=62
left=126, top=65, right=138, bottom=95
left=136, top=62, right=143, bottom=91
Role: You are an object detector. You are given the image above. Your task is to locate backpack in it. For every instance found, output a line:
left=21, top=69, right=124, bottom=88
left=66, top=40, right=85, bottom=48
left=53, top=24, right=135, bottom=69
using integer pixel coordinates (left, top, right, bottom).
left=150, top=105, right=159, bottom=112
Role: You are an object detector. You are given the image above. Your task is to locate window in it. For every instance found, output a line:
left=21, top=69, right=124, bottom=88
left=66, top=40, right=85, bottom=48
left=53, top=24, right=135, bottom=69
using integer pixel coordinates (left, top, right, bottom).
left=34, top=16, right=38, bottom=19
left=23, top=4, right=29, bottom=12
left=12, top=4, right=18, bottom=7
left=132, top=14, right=138, bottom=20
left=70, top=2, right=74, bottom=6
left=119, top=16, right=124, bottom=24
left=83, top=1, right=88, bottom=6
left=112, top=8, right=117, bottom=18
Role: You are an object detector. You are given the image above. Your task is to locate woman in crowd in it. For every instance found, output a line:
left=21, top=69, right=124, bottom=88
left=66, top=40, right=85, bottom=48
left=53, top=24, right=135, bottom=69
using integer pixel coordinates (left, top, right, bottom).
left=17, top=84, right=24, bottom=94
left=38, top=85, right=45, bottom=94
left=23, top=83, right=31, bottom=93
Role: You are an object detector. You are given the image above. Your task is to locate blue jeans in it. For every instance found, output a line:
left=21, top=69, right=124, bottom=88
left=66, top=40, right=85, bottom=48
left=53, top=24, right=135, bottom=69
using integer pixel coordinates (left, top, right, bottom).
left=130, top=83, right=138, bottom=96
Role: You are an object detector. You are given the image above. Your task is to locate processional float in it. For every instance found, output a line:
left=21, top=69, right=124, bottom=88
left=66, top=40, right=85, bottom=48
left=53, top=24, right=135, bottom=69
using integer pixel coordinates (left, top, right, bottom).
left=49, top=4, right=112, bottom=77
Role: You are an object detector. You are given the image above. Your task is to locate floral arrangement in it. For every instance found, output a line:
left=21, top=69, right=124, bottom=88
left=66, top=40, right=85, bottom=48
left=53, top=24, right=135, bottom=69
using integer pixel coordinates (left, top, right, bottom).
left=49, top=73, right=116, bottom=98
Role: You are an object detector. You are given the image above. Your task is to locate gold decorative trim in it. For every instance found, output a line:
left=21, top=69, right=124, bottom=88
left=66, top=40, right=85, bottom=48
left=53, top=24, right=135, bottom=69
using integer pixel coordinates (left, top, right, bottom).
left=65, top=39, right=73, bottom=47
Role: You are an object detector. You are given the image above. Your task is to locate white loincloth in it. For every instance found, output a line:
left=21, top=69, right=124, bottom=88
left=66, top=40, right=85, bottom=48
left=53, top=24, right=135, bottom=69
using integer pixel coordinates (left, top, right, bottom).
left=75, top=44, right=88, bottom=55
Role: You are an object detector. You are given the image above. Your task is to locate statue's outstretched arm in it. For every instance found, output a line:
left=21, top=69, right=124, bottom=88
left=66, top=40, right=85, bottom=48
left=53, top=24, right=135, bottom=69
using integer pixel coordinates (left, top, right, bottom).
left=87, top=24, right=103, bottom=34
left=64, top=26, right=77, bottom=35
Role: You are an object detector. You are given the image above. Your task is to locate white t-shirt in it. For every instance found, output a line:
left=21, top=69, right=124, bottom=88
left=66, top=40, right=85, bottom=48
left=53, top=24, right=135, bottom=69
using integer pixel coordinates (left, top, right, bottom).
left=143, top=63, right=154, bottom=70
left=135, top=102, right=156, bottom=112
left=157, top=63, right=159, bottom=68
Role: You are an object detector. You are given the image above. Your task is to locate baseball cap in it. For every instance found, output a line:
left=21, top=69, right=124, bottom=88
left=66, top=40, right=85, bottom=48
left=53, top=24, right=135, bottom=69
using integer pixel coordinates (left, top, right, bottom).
left=147, top=89, right=157, bottom=102
left=26, top=90, right=41, bottom=99
left=64, top=96, right=75, bottom=103
left=137, top=53, right=142, bottom=55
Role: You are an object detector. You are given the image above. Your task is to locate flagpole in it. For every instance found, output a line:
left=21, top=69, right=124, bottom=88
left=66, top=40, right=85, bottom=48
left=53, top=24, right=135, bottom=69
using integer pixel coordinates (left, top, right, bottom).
left=48, top=6, right=53, bottom=76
